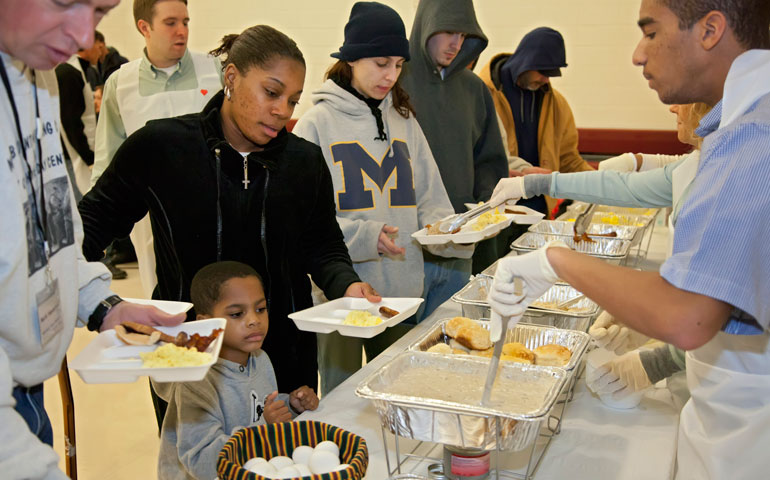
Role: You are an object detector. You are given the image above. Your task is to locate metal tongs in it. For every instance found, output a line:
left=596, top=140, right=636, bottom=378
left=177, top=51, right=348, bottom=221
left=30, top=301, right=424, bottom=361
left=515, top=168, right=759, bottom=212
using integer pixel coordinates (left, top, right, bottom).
left=573, top=203, right=598, bottom=238
left=556, top=293, right=585, bottom=310
left=481, top=278, right=523, bottom=406
left=439, top=201, right=493, bottom=233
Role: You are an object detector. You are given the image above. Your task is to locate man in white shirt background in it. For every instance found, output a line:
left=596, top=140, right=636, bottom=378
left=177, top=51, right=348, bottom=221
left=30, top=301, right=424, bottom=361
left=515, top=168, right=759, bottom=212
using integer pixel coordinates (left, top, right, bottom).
left=88, top=0, right=223, bottom=293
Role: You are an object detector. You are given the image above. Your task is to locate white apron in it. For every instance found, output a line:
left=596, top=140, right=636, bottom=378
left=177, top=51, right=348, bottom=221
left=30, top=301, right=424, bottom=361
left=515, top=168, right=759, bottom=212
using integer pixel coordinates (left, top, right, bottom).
left=667, top=150, right=700, bottom=257
left=666, top=150, right=770, bottom=479
left=115, top=52, right=221, bottom=297
left=60, top=56, right=96, bottom=197
left=676, top=332, right=770, bottom=479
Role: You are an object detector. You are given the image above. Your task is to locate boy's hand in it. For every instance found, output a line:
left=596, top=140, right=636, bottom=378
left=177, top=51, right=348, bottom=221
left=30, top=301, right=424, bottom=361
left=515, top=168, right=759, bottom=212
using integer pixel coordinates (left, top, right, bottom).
left=263, top=391, right=291, bottom=423
left=290, top=386, right=319, bottom=413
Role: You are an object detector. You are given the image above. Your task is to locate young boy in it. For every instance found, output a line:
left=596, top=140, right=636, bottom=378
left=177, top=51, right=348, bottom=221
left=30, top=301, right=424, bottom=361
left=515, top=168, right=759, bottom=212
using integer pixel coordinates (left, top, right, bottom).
left=156, top=261, right=319, bottom=480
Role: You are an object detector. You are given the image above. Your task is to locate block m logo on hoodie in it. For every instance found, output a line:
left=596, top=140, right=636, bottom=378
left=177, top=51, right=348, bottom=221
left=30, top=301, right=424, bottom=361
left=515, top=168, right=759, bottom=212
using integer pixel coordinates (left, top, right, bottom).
left=331, top=139, right=416, bottom=211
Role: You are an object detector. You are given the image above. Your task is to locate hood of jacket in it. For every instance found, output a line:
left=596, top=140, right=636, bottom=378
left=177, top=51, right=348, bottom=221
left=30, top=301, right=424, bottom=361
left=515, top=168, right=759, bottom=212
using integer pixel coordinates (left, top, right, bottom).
left=501, top=27, right=567, bottom=85
left=311, top=77, right=394, bottom=119
left=311, top=78, right=396, bottom=146
left=407, top=0, right=488, bottom=82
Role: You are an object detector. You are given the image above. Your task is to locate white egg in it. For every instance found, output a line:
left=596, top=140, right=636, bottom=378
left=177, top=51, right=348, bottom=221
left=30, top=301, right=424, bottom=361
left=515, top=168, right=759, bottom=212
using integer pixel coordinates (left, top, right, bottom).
left=249, top=461, right=277, bottom=477
left=268, top=456, right=295, bottom=470
left=313, top=440, right=340, bottom=457
left=294, top=463, right=312, bottom=476
left=276, top=465, right=300, bottom=478
left=292, top=445, right=314, bottom=466
left=334, top=463, right=351, bottom=471
left=243, top=457, right=268, bottom=471
left=308, top=450, right=340, bottom=474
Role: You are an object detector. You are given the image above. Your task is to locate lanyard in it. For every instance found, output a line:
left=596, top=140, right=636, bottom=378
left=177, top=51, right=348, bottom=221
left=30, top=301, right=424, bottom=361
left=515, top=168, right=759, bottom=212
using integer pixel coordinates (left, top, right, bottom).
left=0, top=59, right=50, bottom=259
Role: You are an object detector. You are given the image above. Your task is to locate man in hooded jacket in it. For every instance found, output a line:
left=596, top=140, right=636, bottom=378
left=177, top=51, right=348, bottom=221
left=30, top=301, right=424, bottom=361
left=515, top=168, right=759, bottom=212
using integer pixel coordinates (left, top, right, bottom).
left=401, top=0, right=508, bottom=293
left=479, top=27, right=594, bottom=215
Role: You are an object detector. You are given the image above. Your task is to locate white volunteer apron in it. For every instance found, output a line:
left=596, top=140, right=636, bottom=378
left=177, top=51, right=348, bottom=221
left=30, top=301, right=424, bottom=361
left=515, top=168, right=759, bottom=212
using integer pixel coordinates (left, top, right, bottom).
left=670, top=147, right=769, bottom=480
left=60, top=56, right=96, bottom=196
left=115, top=52, right=221, bottom=297
left=666, top=150, right=700, bottom=257
left=676, top=332, right=770, bottom=479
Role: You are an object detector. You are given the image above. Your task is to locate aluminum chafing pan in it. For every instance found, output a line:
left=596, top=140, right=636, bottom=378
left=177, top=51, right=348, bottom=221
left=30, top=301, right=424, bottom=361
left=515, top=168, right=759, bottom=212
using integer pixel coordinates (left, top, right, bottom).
left=451, top=277, right=599, bottom=330
left=522, top=309, right=594, bottom=333
left=479, top=250, right=519, bottom=278
left=568, top=201, right=658, bottom=219
left=528, top=220, right=638, bottom=241
left=511, top=232, right=631, bottom=261
left=528, top=283, right=600, bottom=317
left=557, top=210, right=654, bottom=229
left=450, top=275, right=493, bottom=320
left=409, top=318, right=590, bottom=372
left=355, top=351, right=567, bottom=451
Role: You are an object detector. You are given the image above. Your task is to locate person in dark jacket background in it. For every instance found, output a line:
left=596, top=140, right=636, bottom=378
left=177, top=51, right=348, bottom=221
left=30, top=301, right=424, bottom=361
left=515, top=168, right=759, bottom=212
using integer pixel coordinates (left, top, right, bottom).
left=79, top=25, right=379, bottom=425
left=56, top=46, right=100, bottom=199
left=479, top=27, right=594, bottom=216
left=400, top=0, right=508, bottom=303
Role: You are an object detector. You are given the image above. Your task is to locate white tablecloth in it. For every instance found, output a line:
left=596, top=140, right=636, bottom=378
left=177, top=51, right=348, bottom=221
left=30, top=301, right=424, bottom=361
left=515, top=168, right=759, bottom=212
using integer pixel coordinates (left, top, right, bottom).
left=299, top=219, right=680, bottom=479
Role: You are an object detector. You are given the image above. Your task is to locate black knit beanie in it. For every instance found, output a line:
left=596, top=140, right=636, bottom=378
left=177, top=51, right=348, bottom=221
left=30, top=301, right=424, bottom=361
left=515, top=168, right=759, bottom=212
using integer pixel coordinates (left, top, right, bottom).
left=331, top=1, right=410, bottom=62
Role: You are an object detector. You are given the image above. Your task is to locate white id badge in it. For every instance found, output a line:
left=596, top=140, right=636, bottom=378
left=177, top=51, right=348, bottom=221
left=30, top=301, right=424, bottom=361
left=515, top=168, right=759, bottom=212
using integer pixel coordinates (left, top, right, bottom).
left=36, top=278, right=64, bottom=346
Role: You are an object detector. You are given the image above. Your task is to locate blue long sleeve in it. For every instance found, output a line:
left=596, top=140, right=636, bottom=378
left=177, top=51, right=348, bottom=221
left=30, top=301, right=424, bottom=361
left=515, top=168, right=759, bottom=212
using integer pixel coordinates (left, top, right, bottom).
left=523, top=157, right=687, bottom=208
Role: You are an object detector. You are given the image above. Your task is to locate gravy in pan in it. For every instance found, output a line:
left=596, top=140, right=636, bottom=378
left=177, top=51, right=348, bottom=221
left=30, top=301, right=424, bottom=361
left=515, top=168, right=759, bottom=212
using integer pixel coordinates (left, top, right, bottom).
left=384, top=366, right=553, bottom=414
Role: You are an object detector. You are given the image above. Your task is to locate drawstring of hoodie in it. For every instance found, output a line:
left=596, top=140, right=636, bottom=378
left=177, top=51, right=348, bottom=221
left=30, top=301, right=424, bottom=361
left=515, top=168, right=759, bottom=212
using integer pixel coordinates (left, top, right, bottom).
left=531, top=90, right=536, bottom=120
left=370, top=105, right=387, bottom=141
left=332, top=76, right=388, bottom=142
left=518, top=90, right=538, bottom=124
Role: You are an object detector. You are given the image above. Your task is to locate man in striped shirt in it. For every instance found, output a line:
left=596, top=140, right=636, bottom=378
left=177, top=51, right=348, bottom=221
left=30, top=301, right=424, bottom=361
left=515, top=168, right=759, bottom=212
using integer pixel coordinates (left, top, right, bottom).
left=487, top=0, right=770, bottom=477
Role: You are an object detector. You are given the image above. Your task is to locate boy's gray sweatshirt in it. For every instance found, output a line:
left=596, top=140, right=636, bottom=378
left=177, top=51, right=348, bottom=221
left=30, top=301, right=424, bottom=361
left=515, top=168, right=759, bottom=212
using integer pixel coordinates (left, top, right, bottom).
left=294, top=79, right=471, bottom=298
left=155, top=350, right=291, bottom=480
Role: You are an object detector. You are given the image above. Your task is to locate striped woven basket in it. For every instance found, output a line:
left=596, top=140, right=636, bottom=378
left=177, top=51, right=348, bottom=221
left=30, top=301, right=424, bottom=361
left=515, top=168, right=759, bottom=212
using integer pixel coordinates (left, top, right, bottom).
left=217, top=420, right=368, bottom=480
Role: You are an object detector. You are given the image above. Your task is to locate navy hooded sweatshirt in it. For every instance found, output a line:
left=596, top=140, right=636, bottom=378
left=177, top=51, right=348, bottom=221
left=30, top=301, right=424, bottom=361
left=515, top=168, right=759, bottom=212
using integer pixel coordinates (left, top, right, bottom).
left=497, top=27, right=567, bottom=212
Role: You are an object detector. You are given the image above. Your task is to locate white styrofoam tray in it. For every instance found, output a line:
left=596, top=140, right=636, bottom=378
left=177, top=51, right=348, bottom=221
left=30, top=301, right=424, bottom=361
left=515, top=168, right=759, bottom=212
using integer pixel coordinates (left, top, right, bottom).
left=464, top=203, right=545, bottom=225
left=499, top=203, right=545, bottom=225
left=123, top=297, right=193, bottom=315
left=288, top=297, right=423, bottom=338
left=70, top=318, right=225, bottom=384
left=412, top=212, right=517, bottom=246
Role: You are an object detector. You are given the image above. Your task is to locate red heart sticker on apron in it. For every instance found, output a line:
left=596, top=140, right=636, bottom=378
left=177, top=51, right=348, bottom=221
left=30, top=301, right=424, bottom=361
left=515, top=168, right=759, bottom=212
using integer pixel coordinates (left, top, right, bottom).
left=201, top=89, right=208, bottom=95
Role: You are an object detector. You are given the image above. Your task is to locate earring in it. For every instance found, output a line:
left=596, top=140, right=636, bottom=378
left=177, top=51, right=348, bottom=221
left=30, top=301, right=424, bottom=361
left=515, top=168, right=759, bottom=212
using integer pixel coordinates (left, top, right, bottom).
left=224, top=86, right=231, bottom=100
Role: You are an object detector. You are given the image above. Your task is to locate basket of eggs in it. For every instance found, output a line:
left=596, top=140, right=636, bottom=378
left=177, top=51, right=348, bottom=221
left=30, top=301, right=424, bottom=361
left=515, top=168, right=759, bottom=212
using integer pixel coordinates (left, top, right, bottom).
left=217, top=420, right=368, bottom=480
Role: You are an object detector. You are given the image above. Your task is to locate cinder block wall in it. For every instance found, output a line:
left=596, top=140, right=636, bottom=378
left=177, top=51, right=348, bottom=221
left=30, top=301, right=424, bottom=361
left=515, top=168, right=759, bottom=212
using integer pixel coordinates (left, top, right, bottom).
left=96, top=0, right=674, bottom=130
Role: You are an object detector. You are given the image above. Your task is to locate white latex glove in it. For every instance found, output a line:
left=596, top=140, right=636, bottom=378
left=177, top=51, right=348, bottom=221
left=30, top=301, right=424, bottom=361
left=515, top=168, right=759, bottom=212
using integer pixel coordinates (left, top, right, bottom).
left=487, top=241, right=569, bottom=341
left=585, top=350, right=652, bottom=398
left=489, top=177, right=525, bottom=207
left=589, top=311, right=650, bottom=355
left=598, top=152, right=638, bottom=172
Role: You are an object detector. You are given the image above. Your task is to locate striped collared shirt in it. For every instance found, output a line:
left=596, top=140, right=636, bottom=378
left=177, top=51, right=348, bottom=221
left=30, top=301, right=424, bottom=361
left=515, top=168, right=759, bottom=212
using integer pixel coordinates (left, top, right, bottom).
left=660, top=91, right=770, bottom=334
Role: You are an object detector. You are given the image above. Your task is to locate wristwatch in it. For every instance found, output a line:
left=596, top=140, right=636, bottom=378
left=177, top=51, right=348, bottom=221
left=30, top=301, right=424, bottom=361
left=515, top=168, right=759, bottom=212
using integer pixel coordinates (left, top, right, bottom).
left=87, top=295, right=124, bottom=332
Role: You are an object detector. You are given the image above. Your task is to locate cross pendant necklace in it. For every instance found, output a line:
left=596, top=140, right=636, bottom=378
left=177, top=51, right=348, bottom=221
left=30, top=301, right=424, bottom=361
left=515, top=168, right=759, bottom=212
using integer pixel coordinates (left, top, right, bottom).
left=242, top=157, right=250, bottom=189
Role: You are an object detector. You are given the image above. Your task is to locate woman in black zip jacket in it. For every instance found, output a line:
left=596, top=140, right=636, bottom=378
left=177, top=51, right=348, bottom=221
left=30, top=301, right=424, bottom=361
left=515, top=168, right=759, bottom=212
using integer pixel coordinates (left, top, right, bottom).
left=78, top=26, right=379, bottom=408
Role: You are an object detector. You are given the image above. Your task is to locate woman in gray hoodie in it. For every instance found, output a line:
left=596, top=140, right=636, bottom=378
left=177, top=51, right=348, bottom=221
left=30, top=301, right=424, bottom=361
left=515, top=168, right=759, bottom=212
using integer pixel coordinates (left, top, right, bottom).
left=293, top=1, right=472, bottom=394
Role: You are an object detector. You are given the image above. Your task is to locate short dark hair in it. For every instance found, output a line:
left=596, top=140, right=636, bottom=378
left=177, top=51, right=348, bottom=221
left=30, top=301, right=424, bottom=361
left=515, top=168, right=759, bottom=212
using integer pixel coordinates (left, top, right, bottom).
left=133, top=0, right=188, bottom=32
left=94, top=30, right=105, bottom=44
left=659, top=0, right=770, bottom=49
left=209, top=25, right=305, bottom=74
left=325, top=60, right=415, bottom=119
left=190, top=261, right=264, bottom=315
